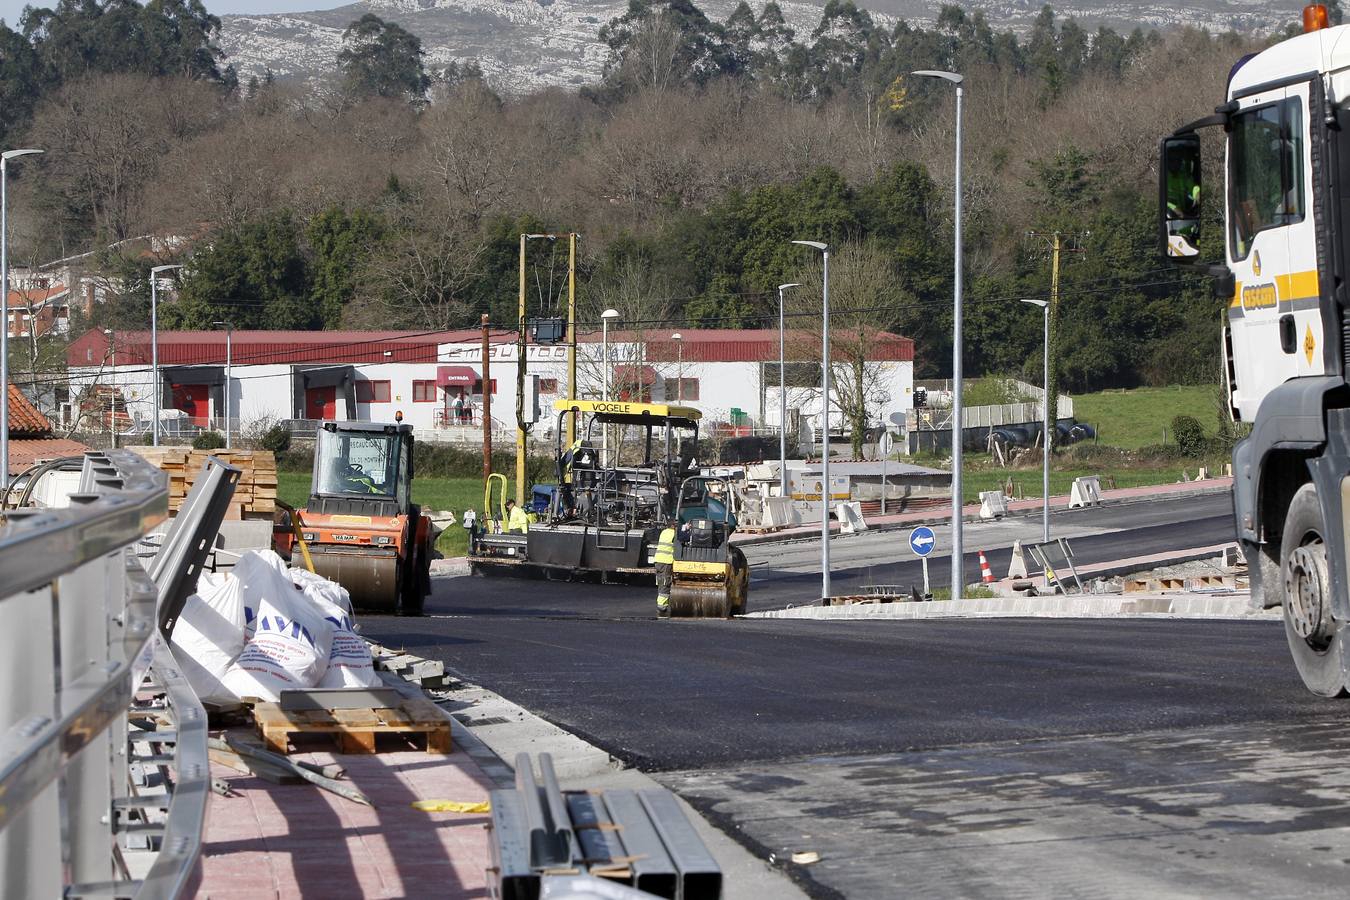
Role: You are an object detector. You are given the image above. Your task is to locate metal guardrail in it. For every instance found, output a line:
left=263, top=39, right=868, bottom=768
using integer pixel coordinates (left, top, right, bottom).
left=489, top=752, right=721, bottom=900
left=0, top=449, right=237, bottom=899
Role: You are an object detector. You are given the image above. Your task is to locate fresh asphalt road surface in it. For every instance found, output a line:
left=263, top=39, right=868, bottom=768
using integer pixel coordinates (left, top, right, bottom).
left=360, top=492, right=1350, bottom=898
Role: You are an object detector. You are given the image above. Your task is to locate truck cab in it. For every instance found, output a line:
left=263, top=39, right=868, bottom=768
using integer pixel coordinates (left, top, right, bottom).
left=1160, top=5, right=1350, bottom=694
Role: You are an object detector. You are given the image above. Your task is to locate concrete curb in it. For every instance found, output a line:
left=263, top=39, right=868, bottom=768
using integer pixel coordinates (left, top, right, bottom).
left=731, top=479, right=1233, bottom=547
left=744, top=592, right=1275, bottom=621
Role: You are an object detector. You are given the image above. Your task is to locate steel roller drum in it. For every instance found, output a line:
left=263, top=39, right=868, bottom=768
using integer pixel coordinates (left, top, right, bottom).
left=668, top=583, right=732, bottom=618
left=309, top=549, right=400, bottom=612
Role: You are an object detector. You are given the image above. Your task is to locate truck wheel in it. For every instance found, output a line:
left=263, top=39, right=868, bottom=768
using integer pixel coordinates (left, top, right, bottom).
left=1280, top=483, right=1348, bottom=697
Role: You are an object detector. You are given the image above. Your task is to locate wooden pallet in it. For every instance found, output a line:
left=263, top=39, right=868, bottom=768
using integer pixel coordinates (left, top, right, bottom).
left=253, top=696, right=452, bottom=755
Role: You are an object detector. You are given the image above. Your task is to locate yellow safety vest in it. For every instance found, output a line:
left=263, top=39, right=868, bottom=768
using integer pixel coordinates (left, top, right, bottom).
left=508, top=506, right=530, bottom=533
left=654, top=527, right=676, bottom=565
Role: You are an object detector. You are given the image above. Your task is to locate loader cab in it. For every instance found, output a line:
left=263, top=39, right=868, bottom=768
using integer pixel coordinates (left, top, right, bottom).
left=310, top=422, right=414, bottom=517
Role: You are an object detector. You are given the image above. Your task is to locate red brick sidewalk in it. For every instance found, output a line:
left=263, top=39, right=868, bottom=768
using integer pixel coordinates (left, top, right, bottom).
left=189, top=729, right=493, bottom=899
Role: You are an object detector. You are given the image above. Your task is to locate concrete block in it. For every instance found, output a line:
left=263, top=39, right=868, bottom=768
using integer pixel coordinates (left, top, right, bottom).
left=1068, top=476, right=1103, bottom=509
left=979, top=490, right=1009, bottom=520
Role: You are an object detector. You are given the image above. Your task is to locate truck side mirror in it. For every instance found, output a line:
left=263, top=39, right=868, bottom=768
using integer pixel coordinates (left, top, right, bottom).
left=1159, top=134, right=1203, bottom=261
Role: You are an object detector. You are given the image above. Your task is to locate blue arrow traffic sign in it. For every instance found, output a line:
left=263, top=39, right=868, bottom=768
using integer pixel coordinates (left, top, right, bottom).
left=909, top=526, right=936, bottom=557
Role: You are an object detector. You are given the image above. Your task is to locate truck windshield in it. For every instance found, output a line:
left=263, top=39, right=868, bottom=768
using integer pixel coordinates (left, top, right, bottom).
left=315, top=430, right=399, bottom=496
left=1230, top=98, right=1304, bottom=259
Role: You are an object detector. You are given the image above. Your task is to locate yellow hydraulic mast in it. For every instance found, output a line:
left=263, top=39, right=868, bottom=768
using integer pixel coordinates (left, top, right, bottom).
left=516, top=233, right=527, bottom=507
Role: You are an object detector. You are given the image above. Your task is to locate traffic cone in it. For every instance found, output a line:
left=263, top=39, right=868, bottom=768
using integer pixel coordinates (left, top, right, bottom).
left=978, top=550, right=995, bottom=584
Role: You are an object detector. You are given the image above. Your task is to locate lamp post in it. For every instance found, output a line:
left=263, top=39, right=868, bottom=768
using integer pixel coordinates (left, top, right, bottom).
left=601, top=308, right=620, bottom=464
left=104, top=328, right=116, bottom=449
left=213, top=320, right=233, bottom=449
left=912, top=68, right=965, bottom=600
left=0, top=147, right=42, bottom=490
left=1021, top=299, right=1051, bottom=543
left=776, top=282, right=800, bottom=498
left=671, top=332, right=682, bottom=401
left=791, top=241, right=830, bottom=601
left=149, top=263, right=183, bottom=447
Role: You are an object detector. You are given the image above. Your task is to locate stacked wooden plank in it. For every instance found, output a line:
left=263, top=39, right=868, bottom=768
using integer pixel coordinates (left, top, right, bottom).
left=131, top=447, right=278, bottom=520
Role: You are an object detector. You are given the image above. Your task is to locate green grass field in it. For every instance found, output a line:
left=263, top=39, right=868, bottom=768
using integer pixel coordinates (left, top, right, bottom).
left=1071, top=385, right=1220, bottom=450
left=278, top=471, right=483, bottom=558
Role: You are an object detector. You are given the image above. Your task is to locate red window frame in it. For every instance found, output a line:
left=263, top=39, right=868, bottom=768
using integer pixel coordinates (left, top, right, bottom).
left=412, top=380, right=437, bottom=402
left=356, top=380, right=391, bottom=403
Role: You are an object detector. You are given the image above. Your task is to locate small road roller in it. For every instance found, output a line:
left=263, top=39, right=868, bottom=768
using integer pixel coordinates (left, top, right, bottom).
left=668, top=476, right=749, bottom=618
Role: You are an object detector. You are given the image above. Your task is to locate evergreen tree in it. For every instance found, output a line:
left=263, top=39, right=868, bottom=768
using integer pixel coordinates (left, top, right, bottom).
left=337, top=13, right=431, bottom=103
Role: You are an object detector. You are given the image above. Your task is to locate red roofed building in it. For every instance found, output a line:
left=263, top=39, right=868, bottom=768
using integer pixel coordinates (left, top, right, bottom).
left=66, top=327, right=917, bottom=442
left=5, top=383, right=90, bottom=476
left=5, top=282, right=73, bottom=339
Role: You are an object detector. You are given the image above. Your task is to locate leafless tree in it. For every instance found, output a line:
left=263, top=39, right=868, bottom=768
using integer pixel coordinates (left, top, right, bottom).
left=792, top=240, right=905, bottom=458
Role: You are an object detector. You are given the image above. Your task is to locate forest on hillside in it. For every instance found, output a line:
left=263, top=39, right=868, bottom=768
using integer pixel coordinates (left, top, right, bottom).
left=0, top=0, right=1297, bottom=390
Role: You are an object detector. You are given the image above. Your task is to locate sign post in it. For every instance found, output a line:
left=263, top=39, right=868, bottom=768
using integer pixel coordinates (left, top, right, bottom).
left=909, top=525, right=936, bottom=595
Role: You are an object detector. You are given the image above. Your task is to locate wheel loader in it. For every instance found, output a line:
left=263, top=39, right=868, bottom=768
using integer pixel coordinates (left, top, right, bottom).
left=274, top=421, right=432, bottom=615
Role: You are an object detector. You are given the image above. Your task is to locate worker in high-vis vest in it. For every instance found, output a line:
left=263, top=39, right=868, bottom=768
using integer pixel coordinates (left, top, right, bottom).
left=505, top=499, right=530, bottom=534
left=654, top=521, right=677, bottom=618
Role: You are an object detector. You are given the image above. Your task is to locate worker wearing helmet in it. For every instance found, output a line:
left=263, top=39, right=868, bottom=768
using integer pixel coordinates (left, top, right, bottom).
left=654, top=519, right=677, bottom=618
left=505, top=499, right=530, bottom=534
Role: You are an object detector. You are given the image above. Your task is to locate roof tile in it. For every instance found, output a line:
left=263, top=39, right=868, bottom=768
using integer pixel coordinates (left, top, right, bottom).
left=6, top=383, right=51, bottom=437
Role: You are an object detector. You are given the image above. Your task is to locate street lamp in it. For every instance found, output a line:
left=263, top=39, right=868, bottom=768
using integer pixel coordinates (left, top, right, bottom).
left=776, top=282, right=800, bottom=498
left=1021, top=299, right=1050, bottom=543
left=671, top=332, right=682, bottom=401
left=601, top=308, right=620, bottom=464
left=213, top=320, right=233, bottom=449
left=791, top=240, right=830, bottom=602
left=149, top=263, right=183, bottom=447
left=912, top=68, right=965, bottom=601
left=0, top=147, right=42, bottom=489
left=104, top=328, right=116, bottom=449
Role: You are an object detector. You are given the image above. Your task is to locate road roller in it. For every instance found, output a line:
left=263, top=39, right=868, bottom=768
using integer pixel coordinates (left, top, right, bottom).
left=668, top=476, right=748, bottom=618
left=275, top=421, right=432, bottom=615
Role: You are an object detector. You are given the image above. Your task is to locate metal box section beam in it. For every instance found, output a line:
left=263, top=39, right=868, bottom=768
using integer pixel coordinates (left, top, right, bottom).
left=487, top=752, right=722, bottom=900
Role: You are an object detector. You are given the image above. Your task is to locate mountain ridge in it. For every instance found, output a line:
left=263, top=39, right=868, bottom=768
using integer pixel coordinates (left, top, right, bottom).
left=216, top=0, right=1302, bottom=93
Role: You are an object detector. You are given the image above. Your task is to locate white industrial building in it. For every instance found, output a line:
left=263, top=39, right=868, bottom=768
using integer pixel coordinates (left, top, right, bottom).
left=65, top=328, right=916, bottom=443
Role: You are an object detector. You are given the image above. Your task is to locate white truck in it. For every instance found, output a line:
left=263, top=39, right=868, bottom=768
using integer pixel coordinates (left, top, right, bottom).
left=1162, top=4, right=1350, bottom=694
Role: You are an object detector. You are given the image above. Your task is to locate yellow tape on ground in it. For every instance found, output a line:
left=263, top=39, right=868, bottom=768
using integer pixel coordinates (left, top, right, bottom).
left=411, top=799, right=491, bottom=813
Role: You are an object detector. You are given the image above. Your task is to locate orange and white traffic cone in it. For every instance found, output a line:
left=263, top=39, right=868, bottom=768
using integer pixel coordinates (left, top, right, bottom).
left=978, top=550, right=995, bottom=584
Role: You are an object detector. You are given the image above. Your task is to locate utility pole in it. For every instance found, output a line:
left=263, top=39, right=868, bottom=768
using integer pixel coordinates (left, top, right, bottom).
left=481, top=314, right=492, bottom=486
left=516, top=233, right=527, bottom=507
left=1026, top=231, right=1088, bottom=431
left=566, top=232, right=578, bottom=447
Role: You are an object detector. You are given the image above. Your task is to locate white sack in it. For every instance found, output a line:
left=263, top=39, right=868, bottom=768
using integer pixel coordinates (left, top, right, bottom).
left=169, top=571, right=247, bottom=708
left=232, top=550, right=307, bottom=639
left=221, top=557, right=335, bottom=702
left=315, top=599, right=382, bottom=689
left=288, top=566, right=353, bottom=617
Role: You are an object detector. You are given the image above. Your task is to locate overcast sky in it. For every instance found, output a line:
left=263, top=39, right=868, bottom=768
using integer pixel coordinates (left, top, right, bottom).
left=0, top=0, right=347, bottom=28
